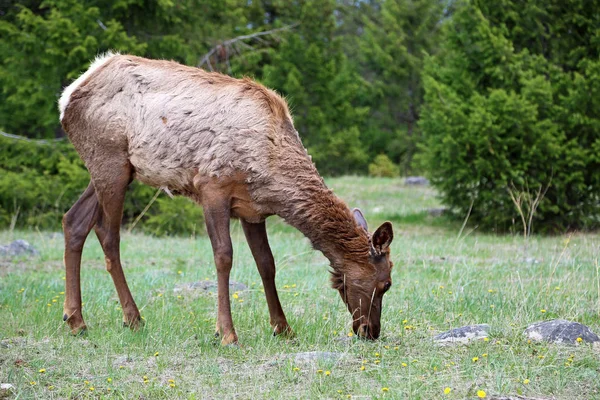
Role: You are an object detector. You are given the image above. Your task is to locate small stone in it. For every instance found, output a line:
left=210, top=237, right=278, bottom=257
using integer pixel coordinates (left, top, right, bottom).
left=525, top=319, right=600, bottom=344
left=0, top=240, right=39, bottom=257
left=434, top=324, right=490, bottom=344
left=427, top=207, right=448, bottom=217
left=175, top=280, right=247, bottom=293
left=291, top=351, right=343, bottom=363
left=1, top=383, right=15, bottom=397
left=404, top=176, right=430, bottom=186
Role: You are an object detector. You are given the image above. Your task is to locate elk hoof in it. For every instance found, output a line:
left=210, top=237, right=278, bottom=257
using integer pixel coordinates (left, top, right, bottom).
left=123, top=315, right=144, bottom=330
left=273, top=324, right=295, bottom=338
left=220, top=331, right=238, bottom=346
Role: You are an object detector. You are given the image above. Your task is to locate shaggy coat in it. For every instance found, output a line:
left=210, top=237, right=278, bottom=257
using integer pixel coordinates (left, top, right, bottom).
left=59, top=53, right=394, bottom=343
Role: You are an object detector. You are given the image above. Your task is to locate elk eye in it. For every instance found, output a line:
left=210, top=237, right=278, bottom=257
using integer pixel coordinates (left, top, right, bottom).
left=383, top=281, right=392, bottom=292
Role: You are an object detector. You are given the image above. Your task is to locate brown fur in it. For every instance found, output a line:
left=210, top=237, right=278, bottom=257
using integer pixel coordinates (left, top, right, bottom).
left=59, top=54, right=394, bottom=342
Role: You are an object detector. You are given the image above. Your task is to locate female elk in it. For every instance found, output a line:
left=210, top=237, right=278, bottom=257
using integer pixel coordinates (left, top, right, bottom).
left=59, top=53, right=394, bottom=344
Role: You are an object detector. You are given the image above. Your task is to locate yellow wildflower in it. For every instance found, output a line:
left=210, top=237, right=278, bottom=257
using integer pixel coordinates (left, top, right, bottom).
left=317, top=369, right=323, bottom=374
left=325, top=370, right=331, bottom=376
left=523, top=379, right=530, bottom=384
left=444, top=387, right=451, bottom=395
left=38, top=369, right=46, bottom=373
left=576, top=337, right=583, bottom=343
left=401, top=363, right=407, bottom=367
left=107, top=378, right=112, bottom=383
left=360, top=366, right=365, bottom=371
left=382, top=387, right=389, bottom=392
left=233, top=293, right=239, bottom=299
left=347, top=332, right=353, bottom=337
left=540, top=309, right=546, bottom=313
left=154, top=352, right=159, bottom=356
left=477, top=390, right=486, bottom=398
left=472, top=357, right=479, bottom=362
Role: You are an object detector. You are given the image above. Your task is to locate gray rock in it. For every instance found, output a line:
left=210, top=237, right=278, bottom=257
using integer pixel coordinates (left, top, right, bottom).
left=525, top=319, right=600, bottom=344
left=0, top=240, right=39, bottom=257
left=427, top=207, right=448, bottom=217
left=174, top=280, right=247, bottom=293
left=291, top=351, right=343, bottom=363
left=404, top=176, right=430, bottom=186
left=434, top=324, right=490, bottom=344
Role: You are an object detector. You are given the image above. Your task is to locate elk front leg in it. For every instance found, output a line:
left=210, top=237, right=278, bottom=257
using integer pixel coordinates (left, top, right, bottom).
left=241, top=220, right=293, bottom=337
left=204, top=202, right=237, bottom=345
left=62, top=183, right=100, bottom=334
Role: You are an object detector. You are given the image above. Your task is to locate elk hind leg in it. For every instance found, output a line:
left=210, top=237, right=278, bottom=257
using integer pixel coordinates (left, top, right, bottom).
left=92, top=160, right=142, bottom=329
left=63, top=183, right=101, bottom=334
left=203, top=198, right=237, bottom=345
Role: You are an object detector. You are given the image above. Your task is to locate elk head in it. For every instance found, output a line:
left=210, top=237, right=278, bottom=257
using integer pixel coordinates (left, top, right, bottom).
left=331, top=209, right=394, bottom=340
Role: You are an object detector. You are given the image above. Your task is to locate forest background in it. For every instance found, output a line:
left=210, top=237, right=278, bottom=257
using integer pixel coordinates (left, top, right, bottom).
left=1, top=0, right=599, bottom=234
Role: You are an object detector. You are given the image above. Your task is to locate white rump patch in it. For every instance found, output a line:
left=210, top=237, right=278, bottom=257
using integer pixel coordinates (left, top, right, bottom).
left=58, top=51, right=119, bottom=121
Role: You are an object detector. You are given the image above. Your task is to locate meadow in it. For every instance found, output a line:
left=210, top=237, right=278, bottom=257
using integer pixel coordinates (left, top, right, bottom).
left=1, top=177, right=599, bottom=399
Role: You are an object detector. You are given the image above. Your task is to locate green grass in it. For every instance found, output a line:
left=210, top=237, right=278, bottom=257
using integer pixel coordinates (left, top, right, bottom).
left=1, top=177, right=599, bottom=399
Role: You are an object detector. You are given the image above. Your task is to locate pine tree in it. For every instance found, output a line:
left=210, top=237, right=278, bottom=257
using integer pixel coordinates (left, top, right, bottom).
left=262, top=0, right=369, bottom=175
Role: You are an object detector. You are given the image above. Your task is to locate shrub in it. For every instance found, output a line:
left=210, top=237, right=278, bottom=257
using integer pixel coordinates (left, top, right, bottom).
left=0, top=135, right=204, bottom=235
left=420, top=1, right=600, bottom=233
left=368, top=154, right=400, bottom=178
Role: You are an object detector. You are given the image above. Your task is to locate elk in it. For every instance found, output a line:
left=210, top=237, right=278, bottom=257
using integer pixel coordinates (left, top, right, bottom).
left=58, top=53, right=394, bottom=344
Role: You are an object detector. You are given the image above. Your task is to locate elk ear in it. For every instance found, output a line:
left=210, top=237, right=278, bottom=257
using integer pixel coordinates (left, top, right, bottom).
left=371, top=222, right=393, bottom=254
left=352, top=208, right=368, bottom=231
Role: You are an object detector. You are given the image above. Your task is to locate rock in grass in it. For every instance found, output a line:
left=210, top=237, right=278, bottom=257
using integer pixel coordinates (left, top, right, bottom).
left=525, top=319, right=600, bottom=344
left=174, top=280, right=247, bottom=293
left=404, top=176, right=430, bottom=186
left=434, top=324, right=490, bottom=344
left=1, top=383, right=15, bottom=397
left=0, top=240, right=39, bottom=257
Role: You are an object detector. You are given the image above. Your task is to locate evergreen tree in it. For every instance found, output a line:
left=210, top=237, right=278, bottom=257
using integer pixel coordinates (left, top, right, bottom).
left=359, top=0, right=444, bottom=173
left=420, top=0, right=600, bottom=232
left=262, top=0, right=369, bottom=175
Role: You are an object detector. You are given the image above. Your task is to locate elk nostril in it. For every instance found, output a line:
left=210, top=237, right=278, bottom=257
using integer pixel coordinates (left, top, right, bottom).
left=357, top=324, right=369, bottom=338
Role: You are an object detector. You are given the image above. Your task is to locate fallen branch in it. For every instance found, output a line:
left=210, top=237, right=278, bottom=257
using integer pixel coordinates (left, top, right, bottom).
left=0, top=130, right=66, bottom=144
left=197, top=23, right=299, bottom=71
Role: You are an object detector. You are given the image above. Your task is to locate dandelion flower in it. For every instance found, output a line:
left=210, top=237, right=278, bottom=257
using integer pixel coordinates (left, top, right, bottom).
left=375, top=352, right=380, bottom=357
left=523, top=379, right=530, bottom=384
left=472, top=357, right=479, bottom=362
left=48, top=385, right=54, bottom=390
left=401, top=363, right=407, bottom=367
left=483, top=337, right=490, bottom=342
left=233, top=293, right=239, bottom=299
left=107, top=378, right=112, bottom=383
left=381, top=387, right=389, bottom=392
left=84, top=380, right=90, bottom=385
left=374, top=360, right=381, bottom=364
left=360, top=366, right=365, bottom=371
left=347, top=332, right=354, bottom=337
left=444, top=387, right=451, bottom=395
left=89, top=387, right=95, bottom=391
left=576, top=337, right=583, bottom=343
left=30, top=381, right=36, bottom=386
left=477, top=390, right=486, bottom=398
left=154, top=352, right=159, bottom=356
left=317, top=369, right=323, bottom=374
left=325, top=371, right=331, bottom=376
left=540, top=309, right=546, bottom=313
left=482, top=353, right=488, bottom=357
left=38, top=368, right=46, bottom=373
left=293, top=367, right=300, bottom=372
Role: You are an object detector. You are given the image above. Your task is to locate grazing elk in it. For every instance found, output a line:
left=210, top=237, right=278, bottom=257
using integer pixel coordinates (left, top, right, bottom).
left=59, top=53, right=394, bottom=344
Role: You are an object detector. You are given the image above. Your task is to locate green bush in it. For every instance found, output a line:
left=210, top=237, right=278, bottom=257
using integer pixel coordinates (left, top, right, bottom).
left=368, top=154, right=400, bottom=178
left=0, top=135, right=204, bottom=235
left=420, top=0, right=600, bottom=233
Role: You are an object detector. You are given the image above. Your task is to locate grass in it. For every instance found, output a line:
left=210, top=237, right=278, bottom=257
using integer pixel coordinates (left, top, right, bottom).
left=1, top=176, right=599, bottom=399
